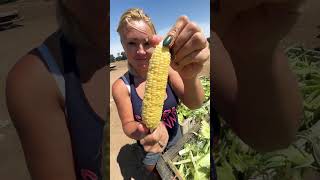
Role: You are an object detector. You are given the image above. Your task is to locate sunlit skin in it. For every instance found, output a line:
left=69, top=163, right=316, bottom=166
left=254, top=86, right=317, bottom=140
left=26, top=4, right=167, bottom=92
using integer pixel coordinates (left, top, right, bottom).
left=212, top=0, right=303, bottom=152
left=120, top=20, right=155, bottom=77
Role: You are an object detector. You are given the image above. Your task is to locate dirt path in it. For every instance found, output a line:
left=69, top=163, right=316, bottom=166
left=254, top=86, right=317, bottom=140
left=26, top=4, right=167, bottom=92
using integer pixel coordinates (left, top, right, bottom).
left=109, top=61, right=137, bottom=179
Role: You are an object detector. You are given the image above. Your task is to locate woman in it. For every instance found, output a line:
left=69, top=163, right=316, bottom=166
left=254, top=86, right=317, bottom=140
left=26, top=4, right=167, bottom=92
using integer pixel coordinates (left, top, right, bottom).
left=6, top=0, right=107, bottom=179
left=112, top=8, right=209, bottom=178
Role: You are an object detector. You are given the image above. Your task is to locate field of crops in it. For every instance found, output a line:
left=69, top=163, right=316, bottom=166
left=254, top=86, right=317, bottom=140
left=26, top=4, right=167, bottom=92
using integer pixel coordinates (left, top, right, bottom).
left=175, top=76, right=211, bottom=179
left=174, top=48, right=320, bottom=180
left=214, top=47, right=320, bottom=180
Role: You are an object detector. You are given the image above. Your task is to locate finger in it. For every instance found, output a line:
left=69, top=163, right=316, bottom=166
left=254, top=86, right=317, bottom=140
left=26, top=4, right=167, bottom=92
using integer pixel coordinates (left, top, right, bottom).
left=149, top=142, right=165, bottom=153
left=171, top=45, right=209, bottom=71
left=137, top=123, right=149, bottom=139
left=163, top=16, right=189, bottom=49
left=157, top=140, right=166, bottom=150
left=173, top=22, right=203, bottom=60
left=140, top=133, right=158, bottom=146
left=174, top=31, right=207, bottom=64
left=140, top=123, right=164, bottom=145
left=149, top=35, right=163, bottom=47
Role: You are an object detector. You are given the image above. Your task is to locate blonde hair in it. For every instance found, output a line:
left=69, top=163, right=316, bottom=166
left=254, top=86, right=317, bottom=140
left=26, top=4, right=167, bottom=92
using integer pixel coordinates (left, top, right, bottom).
left=117, top=8, right=156, bottom=76
left=117, top=8, right=156, bottom=37
left=55, top=0, right=93, bottom=48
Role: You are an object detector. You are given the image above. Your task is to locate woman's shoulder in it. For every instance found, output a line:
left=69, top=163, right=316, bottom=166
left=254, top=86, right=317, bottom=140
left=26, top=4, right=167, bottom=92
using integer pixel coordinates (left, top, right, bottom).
left=7, top=49, right=50, bottom=86
left=112, top=74, right=131, bottom=99
left=6, top=46, right=63, bottom=108
left=7, top=31, right=64, bottom=92
left=8, top=32, right=61, bottom=81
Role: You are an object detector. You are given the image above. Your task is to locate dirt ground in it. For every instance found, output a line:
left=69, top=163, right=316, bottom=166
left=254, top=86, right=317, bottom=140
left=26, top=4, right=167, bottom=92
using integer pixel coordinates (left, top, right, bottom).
left=0, top=0, right=319, bottom=180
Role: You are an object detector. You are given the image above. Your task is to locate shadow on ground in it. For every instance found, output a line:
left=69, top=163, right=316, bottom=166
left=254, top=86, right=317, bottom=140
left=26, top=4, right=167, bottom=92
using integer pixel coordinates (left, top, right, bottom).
left=117, top=143, right=153, bottom=180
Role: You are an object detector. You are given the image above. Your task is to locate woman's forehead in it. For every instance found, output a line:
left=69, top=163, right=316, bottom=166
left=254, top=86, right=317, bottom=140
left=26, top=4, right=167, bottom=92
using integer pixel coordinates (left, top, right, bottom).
left=127, top=20, right=153, bottom=33
left=124, top=30, right=150, bottom=41
left=122, top=20, right=154, bottom=39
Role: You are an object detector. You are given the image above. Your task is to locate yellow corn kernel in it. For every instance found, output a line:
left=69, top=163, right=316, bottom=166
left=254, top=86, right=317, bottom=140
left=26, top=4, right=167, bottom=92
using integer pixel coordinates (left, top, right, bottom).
left=142, top=43, right=171, bottom=130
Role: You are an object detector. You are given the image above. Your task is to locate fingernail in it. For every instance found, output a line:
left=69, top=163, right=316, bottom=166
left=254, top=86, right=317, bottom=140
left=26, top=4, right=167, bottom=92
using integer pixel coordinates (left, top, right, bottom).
left=163, top=35, right=172, bottom=47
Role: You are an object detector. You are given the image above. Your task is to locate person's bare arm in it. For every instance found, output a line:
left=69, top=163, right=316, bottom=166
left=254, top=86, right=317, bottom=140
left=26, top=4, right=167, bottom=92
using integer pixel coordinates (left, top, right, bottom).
left=212, top=0, right=304, bottom=152
left=168, top=68, right=205, bottom=110
left=112, top=79, right=148, bottom=140
left=6, top=54, right=76, bottom=180
left=112, top=79, right=169, bottom=153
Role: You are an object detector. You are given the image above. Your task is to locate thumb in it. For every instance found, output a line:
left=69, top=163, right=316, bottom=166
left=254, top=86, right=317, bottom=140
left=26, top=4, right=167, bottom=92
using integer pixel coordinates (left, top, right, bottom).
left=137, top=123, right=150, bottom=136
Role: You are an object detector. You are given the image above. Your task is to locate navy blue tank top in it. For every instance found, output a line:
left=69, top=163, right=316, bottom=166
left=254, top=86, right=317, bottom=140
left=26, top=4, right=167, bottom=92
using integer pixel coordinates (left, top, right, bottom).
left=38, top=34, right=105, bottom=180
left=123, top=72, right=180, bottom=141
left=61, top=35, right=105, bottom=180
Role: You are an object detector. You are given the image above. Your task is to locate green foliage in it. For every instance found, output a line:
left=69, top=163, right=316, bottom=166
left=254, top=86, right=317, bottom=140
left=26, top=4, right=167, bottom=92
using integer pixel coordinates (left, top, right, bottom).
left=213, top=47, right=320, bottom=179
left=174, top=76, right=211, bottom=179
left=174, top=120, right=211, bottom=180
left=177, top=76, right=210, bottom=124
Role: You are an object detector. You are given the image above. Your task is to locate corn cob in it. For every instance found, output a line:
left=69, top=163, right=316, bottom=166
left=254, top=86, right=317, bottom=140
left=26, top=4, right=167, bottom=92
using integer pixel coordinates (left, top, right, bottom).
left=142, top=43, right=171, bottom=131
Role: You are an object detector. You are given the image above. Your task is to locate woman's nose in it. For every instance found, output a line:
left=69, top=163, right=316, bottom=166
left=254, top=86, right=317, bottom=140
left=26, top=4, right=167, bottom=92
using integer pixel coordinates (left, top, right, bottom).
left=136, top=44, right=146, bottom=55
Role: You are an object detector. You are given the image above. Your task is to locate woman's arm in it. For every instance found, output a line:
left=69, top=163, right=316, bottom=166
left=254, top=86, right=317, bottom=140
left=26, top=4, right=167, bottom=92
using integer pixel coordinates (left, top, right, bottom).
left=112, top=79, right=169, bottom=153
left=112, top=79, right=148, bottom=140
left=6, top=54, right=76, bottom=180
left=212, top=0, right=304, bottom=152
left=168, top=68, right=205, bottom=110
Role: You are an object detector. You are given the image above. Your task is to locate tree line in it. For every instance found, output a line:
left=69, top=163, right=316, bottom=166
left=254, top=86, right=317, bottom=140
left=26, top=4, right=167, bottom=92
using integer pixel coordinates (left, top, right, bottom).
left=110, top=51, right=127, bottom=63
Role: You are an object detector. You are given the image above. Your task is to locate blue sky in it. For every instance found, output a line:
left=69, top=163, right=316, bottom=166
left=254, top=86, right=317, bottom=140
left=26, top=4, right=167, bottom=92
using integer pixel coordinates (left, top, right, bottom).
left=110, top=0, right=210, bottom=56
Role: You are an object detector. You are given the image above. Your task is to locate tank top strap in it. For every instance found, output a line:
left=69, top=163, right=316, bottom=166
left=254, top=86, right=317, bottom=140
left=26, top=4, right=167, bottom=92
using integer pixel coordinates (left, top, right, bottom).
left=37, top=44, right=66, bottom=100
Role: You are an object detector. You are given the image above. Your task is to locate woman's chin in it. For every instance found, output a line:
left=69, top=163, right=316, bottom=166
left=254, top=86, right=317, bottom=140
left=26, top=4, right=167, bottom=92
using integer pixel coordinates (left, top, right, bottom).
left=141, top=64, right=149, bottom=69
left=137, top=63, right=149, bottom=69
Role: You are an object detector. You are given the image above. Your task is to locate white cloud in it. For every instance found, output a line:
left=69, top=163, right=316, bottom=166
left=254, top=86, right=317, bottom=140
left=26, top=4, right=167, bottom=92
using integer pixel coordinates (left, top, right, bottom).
left=110, top=42, right=124, bottom=56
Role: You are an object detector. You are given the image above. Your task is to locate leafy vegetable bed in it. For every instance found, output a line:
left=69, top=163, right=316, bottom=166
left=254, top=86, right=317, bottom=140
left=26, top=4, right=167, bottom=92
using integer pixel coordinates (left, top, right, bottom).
left=156, top=76, right=210, bottom=180
left=172, top=76, right=211, bottom=179
left=214, top=47, right=320, bottom=180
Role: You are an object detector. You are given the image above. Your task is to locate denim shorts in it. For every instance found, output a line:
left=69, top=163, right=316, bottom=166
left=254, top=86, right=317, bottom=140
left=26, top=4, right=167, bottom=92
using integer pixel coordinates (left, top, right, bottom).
left=141, top=125, right=182, bottom=165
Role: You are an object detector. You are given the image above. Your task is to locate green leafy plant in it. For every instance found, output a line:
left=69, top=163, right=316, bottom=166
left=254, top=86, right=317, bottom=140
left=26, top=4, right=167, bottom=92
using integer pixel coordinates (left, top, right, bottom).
left=177, top=76, right=210, bottom=124
left=174, top=120, right=211, bottom=180
left=174, top=76, right=211, bottom=179
left=214, top=47, right=320, bottom=180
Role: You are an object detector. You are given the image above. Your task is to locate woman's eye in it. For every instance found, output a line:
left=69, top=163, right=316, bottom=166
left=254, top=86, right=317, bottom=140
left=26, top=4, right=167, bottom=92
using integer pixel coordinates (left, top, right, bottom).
left=144, top=42, right=150, bottom=46
left=128, top=42, right=136, bottom=45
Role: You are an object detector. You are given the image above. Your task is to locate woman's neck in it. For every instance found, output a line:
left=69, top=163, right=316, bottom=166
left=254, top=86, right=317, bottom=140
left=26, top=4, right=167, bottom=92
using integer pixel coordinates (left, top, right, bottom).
left=132, top=69, right=147, bottom=80
left=75, top=49, right=107, bottom=78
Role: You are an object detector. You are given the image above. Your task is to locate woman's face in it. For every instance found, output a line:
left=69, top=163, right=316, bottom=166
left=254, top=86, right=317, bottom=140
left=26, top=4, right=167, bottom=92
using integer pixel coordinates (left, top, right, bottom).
left=120, top=20, right=155, bottom=73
